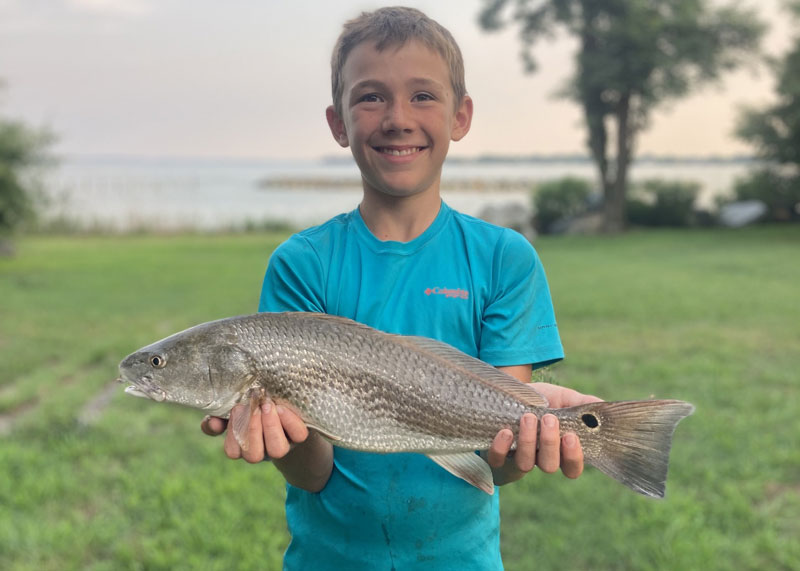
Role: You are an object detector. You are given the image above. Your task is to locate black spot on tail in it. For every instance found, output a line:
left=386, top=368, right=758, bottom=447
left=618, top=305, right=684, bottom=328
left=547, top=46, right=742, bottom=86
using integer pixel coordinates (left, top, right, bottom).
left=582, top=413, right=599, bottom=428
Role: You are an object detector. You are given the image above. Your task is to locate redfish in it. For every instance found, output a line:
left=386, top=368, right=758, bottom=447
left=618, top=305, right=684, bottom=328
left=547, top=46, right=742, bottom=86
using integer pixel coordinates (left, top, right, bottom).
left=119, top=312, right=694, bottom=497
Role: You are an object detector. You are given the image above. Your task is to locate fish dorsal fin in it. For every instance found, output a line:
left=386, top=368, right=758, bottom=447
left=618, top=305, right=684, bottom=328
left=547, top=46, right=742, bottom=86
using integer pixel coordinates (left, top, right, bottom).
left=427, top=452, right=495, bottom=495
left=398, top=335, right=550, bottom=409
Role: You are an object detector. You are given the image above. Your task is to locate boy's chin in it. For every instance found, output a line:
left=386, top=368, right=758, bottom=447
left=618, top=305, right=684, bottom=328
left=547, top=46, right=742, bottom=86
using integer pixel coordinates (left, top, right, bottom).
left=363, top=181, right=439, bottom=200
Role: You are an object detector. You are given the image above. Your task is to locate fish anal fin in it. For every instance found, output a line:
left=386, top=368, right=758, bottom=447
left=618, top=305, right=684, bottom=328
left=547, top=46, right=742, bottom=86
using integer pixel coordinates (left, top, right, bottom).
left=427, top=452, right=495, bottom=495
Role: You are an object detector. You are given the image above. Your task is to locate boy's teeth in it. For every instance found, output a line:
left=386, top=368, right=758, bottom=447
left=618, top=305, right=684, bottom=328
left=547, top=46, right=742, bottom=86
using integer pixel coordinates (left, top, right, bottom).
left=380, top=147, right=419, bottom=156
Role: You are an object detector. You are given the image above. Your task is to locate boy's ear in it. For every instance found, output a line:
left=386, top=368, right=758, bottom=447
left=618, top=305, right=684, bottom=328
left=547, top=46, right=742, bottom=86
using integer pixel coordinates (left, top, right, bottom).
left=450, top=95, right=473, bottom=142
left=326, top=106, right=349, bottom=148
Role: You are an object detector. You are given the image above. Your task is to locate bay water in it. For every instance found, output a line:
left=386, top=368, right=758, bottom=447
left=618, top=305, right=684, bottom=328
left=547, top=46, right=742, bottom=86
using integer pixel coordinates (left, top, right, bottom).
left=40, top=156, right=752, bottom=232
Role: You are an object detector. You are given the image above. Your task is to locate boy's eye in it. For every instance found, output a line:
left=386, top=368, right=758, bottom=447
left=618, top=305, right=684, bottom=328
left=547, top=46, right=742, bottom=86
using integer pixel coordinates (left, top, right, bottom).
left=412, top=92, right=435, bottom=102
left=359, top=93, right=383, bottom=103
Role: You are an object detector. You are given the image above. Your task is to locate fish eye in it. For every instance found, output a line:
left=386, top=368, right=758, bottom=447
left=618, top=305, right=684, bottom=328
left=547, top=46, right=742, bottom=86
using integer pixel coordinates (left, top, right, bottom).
left=150, top=355, right=167, bottom=368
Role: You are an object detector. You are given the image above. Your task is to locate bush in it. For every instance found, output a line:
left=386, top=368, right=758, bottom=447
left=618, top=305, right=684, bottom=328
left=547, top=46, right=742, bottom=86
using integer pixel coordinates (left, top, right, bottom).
left=0, top=116, right=53, bottom=241
left=0, top=167, right=35, bottom=234
left=730, top=168, right=800, bottom=222
left=533, top=177, right=592, bottom=234
left=626, top=179, right=700, bottom=227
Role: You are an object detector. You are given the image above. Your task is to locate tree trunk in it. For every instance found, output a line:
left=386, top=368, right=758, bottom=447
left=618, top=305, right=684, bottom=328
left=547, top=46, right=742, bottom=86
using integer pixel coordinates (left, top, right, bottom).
left=579, top=17, right=615, bottom=231
left=602, top=182, right=626, bottom=233
left=602, top=91, right=633, bottom=233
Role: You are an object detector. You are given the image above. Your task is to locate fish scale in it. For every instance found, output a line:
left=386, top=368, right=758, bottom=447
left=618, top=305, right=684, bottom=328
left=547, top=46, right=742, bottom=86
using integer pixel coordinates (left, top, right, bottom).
left=119, top=311, right=695, bottom=497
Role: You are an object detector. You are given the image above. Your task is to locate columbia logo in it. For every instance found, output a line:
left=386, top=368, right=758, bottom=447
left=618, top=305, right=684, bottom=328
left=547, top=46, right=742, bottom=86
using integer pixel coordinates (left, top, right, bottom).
left=424, top=287, right=469, bottom=300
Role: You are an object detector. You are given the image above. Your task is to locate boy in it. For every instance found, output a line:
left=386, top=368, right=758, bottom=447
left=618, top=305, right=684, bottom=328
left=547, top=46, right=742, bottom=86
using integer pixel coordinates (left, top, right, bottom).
left=202, top=6, right=600, bottom=569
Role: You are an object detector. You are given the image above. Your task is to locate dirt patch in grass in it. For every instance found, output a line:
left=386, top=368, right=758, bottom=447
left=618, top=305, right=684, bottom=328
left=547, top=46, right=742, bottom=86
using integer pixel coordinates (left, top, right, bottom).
left=0, top=396, right=39, bottom=436
left=77, top=380, right=121, bottom=426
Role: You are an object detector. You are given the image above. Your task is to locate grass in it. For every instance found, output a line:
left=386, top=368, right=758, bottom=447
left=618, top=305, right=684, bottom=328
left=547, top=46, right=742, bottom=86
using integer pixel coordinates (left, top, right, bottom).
left=1, top=226, right=798, bottom=570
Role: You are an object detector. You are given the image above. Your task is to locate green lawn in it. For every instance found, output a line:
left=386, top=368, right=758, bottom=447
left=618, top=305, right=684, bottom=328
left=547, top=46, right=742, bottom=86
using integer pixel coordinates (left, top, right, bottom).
left=1, top=227, right=798, bottom=570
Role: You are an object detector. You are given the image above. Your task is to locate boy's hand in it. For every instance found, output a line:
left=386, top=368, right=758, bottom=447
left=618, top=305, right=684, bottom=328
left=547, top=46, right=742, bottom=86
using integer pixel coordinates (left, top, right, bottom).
left=486, top=382, right=603, bottom=484
left=200, top=400, right=309, bottom=463
left=201, top=402, right=334, bottom=492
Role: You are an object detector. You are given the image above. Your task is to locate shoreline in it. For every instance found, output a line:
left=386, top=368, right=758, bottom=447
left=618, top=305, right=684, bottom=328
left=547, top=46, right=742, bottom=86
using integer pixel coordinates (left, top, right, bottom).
left=258, top=177, right=537, bottom=192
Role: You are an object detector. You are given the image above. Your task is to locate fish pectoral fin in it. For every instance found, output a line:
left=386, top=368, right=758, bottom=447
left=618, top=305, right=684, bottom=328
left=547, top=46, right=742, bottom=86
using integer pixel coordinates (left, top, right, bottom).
left=231, top=408, right=251, bottom=452
left=230, top=395, right=264, bottom=453
left=427, top=452, right=495, bottom=495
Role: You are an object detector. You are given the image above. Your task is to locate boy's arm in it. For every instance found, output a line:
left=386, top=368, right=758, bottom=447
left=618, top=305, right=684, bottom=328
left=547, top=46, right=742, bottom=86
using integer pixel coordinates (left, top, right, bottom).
left=484, top=365, right=602, bottom=486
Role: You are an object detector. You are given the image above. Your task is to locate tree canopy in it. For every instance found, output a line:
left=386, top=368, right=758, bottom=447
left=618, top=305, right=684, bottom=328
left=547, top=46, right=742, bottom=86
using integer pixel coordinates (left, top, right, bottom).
left=479, top=0, right=765, bottom=232
left=0, top=89, right=53, bottom=245
left=735, top=1, right=800, bottom=221
left=737, top=2, right=800, bottom=167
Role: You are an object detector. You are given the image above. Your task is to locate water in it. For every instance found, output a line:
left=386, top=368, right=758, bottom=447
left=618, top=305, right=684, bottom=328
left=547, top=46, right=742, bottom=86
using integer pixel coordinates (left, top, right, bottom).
left=39, top=155, right=753, bottom=232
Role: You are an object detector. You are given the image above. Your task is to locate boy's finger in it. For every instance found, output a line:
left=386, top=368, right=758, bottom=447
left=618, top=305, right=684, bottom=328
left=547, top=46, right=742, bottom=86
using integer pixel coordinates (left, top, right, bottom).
left=487, top=429, right=514, bottom=468
left=241, top=403, right=266, bottom=463
left=536, top=414, right=560, bottom=473
left=560, top=433, right=584, bottom=479
left=201, top=415, right=227, bottom=436
left=513, top=414, right=538, bottom=473
left=261, top=400, right=291, bottom=459
left=276, top=405, right=309, bottom=444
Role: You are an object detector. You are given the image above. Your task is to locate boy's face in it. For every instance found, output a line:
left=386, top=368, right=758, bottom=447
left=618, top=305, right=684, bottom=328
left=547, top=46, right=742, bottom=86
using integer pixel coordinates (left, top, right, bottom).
left=326, top=40, right=472, bottom=201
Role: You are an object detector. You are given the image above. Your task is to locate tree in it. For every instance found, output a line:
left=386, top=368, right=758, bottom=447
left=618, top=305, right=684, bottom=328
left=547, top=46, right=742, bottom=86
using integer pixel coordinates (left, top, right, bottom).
left=735, top=2, right=800, bottom=222
left=737, top=2, right=800, bottom=166
left=479, top=0, right=764, bottom=232
left=0, top=88, right=53, bottom=252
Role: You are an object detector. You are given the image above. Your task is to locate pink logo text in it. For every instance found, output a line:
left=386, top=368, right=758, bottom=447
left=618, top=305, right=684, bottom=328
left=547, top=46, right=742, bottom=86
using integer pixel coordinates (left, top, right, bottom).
left=424, top=287, right=469, bottom=300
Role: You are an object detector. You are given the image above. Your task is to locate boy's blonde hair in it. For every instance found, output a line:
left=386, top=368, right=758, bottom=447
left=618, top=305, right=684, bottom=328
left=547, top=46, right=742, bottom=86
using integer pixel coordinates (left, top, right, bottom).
left=331, top=6, right=467, bottom=116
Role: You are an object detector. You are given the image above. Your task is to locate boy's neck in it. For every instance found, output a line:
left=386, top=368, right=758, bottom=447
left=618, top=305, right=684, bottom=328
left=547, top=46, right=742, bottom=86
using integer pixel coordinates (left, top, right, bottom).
left=359, top=188, right=442, bottom=243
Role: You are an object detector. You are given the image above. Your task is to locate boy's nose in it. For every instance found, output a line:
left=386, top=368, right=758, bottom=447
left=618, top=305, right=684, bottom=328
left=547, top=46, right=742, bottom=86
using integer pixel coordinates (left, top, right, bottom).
left=381, top=102, right=414, bottom=133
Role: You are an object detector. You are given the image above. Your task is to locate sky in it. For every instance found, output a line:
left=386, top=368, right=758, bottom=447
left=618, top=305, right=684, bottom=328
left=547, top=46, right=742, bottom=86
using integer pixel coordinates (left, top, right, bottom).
left=0, top=0, right=794, bottom=160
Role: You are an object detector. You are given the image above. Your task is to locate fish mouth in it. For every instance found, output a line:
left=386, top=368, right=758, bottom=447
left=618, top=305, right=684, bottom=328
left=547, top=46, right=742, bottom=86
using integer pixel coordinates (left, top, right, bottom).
left=119, top=376, right=167, bottom=403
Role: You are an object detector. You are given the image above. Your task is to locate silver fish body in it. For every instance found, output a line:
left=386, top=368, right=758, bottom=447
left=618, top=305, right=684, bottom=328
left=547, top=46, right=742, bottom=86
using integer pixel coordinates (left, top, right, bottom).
left=119, top=312, right=695, bottom=497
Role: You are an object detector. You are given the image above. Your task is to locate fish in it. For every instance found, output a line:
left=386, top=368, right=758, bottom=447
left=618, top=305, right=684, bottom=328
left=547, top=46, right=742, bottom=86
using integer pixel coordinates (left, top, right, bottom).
left=118, top=311, right=695, bottom=498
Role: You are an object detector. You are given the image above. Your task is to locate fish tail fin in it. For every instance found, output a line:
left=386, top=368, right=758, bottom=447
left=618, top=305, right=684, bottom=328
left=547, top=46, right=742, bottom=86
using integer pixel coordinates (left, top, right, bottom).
left=568, top=399, right=695, bottom=499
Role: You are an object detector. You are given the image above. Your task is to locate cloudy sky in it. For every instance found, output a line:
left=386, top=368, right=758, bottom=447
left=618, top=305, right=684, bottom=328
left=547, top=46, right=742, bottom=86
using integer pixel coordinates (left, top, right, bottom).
left=0, top=0, right=793, bottom=160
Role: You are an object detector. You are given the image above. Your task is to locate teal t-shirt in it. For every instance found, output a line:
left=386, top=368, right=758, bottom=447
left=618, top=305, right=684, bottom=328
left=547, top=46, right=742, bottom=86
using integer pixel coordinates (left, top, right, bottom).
left=258, top=201, right=564, bottom=570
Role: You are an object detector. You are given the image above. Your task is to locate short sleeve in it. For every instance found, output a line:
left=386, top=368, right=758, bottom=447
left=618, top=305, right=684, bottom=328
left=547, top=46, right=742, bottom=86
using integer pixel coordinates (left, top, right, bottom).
left=258, top=235, right=326, bottom=313
left=478, top=230, right=564, bottom=369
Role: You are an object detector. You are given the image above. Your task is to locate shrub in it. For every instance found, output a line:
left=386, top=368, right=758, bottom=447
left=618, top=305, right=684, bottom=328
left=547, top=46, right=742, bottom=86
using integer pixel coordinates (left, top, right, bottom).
left=730, top=168, right=800, bottom=222
left=626, top=179, right=700, bottom=227
left=0, top=115, right=53, bottom=243
left=533, top=177, right=592, bottom=234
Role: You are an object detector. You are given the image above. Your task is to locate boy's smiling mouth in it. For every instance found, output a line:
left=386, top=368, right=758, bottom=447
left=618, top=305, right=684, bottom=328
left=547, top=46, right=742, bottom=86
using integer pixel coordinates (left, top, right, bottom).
left=374, top=146, right=427, bottom=156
